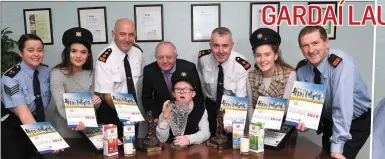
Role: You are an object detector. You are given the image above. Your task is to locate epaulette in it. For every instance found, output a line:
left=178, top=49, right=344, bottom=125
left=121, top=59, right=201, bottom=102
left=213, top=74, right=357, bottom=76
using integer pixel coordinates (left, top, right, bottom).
left=296, top=59, right=307, bottom=70
left=40, top=63, right=49, bottom=67
left=198, top=49, right=211, bottom=58
left=4, top=65, right=21, bottom=78
left=98, top=48, right=112, bottom=63
left=328, top=54, right=343, bottom=68
left=235, top=57, right=251, bottom=70
left=133, top=43, right=143, bottom=53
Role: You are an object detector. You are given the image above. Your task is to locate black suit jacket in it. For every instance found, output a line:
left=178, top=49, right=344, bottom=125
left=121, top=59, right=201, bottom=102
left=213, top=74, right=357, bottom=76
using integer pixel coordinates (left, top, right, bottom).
left=142, top=59, right=203, bottom=118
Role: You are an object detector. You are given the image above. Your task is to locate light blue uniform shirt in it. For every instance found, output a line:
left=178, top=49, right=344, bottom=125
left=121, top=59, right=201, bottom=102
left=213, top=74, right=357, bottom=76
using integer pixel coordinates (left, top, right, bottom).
left=1, top=61, right=51, bottom=115
left=296, top=48, right=371, bottom=153
left=373, top=98, right=385, bottom=159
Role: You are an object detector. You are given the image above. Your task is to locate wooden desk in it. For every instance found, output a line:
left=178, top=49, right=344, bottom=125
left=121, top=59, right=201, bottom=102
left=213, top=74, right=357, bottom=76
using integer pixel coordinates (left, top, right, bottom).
left=52, top=137, right=332, bottom=159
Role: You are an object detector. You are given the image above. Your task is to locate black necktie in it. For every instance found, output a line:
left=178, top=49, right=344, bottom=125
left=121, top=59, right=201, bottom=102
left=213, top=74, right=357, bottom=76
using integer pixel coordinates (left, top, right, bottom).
left=313, top=67, right=323, bottom=135
left=216, top=64, right=224, bottom=109
left=123, top=54, right=137, bottom=102
left=33, top=70, right=45, bottom=122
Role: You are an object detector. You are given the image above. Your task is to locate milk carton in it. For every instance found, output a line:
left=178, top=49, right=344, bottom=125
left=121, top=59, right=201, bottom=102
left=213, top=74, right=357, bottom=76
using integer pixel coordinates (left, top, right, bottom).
left=123, top=121, right=136, bottom=151
left=103, top=124, right=118, bottom=156
left=232, top=121, right=245, bottom=149
left=249, top=122, right=264, bottom=153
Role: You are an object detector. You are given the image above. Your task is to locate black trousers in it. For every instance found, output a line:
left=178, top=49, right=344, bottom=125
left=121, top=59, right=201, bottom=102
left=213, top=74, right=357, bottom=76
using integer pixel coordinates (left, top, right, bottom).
left=1, top=113, right=43, bottom=159
left=96, top=100, right=139, bottom=138
left=321, top=109, right=371, bottom=159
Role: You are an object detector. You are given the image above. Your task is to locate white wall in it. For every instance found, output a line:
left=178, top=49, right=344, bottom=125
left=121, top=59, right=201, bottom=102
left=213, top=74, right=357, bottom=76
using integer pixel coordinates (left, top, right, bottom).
left=1, top=1, right=373, bottom=158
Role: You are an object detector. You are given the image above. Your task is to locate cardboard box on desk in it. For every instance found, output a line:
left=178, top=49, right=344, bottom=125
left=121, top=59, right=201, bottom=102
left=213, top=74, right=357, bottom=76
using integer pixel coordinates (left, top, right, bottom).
left=249, top=121, right=264, bottom=154
left=232, top=121, right=245, bottom=149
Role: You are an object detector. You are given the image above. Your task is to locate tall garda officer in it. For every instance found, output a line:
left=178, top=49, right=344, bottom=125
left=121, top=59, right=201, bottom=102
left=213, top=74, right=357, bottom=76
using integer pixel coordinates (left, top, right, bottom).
left=1, top=34, right=61, bottom=159
left=94, top=18, right=145, bottom=138
left=295, top=26, right=371, bottom=159
left=197, top=27, right=251, bottom=137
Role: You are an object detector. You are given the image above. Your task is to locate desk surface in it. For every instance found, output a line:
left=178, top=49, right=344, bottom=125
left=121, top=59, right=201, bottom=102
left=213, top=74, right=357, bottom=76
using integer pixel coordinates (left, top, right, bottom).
left=53, top=136, right=332, bottom=159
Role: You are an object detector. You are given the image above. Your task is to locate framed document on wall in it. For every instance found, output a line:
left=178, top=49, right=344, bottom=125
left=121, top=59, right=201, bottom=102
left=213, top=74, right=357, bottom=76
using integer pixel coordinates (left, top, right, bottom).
left=23, top=8, right=54, bottom=45
left=78, top=7, right=108, bottom=44
left=308, top=1, right=337, bottom=40
left=134, top=4, right=164, bottom=42
left=191, top=3, right=221, bottom=42
left=250, top=2, right=280, bottom=35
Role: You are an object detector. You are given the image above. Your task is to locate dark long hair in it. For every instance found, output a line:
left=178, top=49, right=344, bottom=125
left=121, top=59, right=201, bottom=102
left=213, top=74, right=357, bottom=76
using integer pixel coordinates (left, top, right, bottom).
left=54, top=42, right=93, bottom=75
left=253, top=44, right=294, bottom=70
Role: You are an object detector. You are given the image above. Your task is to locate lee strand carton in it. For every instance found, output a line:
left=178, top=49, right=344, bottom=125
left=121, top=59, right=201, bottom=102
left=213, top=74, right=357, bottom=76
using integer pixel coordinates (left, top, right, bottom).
left=123, top=121, right=136, bottom=151
left=249, top=122, right=264, bottom=153
left=103, top=124, right=118, bottom=156
left=232, top=121, right=245, bottom=149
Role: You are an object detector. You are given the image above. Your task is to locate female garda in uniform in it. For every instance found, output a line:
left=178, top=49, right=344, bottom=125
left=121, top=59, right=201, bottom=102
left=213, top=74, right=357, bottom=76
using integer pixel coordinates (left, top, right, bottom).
left=50, top=27, right=101, bottom=138
left=247, top=28, right=296, bottom=120
left=1, top=34, right=52, bottom=159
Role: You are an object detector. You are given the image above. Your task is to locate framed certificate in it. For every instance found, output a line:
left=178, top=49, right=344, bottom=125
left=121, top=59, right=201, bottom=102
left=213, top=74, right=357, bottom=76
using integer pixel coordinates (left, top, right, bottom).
left=134, top=4, right=164, bottom=42
left=308, top=1, right=337, bottom=40
left=191, top=3, right=221, bottom=42
left=78, top=6, right=108, bottom=44
left=250, top=2, right=280, bottom=35
left=23, top=8, right=54, bottom=45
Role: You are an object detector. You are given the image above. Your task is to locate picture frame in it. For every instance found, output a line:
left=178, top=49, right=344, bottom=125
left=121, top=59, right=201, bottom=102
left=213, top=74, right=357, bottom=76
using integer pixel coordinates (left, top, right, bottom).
left=308, top=1, right=337, bottom=40
left=134, top=4, right=164, bottom=42
left=23, top=8, right=54, bottom=45
left=250, top=2, right=280, bottom=35
left=78, top=6, right=108, bottom=44
left=191, top=3, right=221, bottom=42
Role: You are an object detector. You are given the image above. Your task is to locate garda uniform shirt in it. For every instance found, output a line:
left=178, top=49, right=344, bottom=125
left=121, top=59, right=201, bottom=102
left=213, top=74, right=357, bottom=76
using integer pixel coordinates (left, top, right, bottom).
left=296, top=48, right=371, bottom=153
left=94, top=41, right=144, bottom=95
left=197, top=50, right=251, bottom=101
left=1, top=61, right=51, bottom=114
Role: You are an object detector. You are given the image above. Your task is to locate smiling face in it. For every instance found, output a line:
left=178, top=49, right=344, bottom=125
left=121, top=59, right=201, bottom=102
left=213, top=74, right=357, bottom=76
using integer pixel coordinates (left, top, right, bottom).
left=19, top=40, right=44, bottom=69
left=69, top=43, right=89, bottom=68
left=172, top=81, right=196, bottom=106
left=155, top=43, right=177, bottom=72
left=112, top=19, right=136, bottom=53
left=299, top=30, right=329, bottom=66
left=254, top=44, right=278, bottom=73
left=210, top=33, right=234, bottom=63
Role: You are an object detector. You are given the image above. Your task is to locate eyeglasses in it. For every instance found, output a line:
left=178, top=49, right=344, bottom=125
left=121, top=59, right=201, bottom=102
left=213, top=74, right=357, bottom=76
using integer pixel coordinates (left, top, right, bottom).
left=174, top=87, right=194, bottom=93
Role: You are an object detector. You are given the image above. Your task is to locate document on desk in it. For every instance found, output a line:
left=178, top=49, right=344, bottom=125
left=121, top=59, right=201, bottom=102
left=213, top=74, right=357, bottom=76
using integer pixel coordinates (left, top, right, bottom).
left=220, top=95, right=248, bottom=128
left=111, top=93, right=144, bottom=122
left=63, top=93, right=98, bottom=128
left=251, top=96, right=287, bottom=130
left=21, top=122, right=69, bottom=154
left=285, top=81, right=327, bottom=130
left=83, top=125, right=103, bottom=150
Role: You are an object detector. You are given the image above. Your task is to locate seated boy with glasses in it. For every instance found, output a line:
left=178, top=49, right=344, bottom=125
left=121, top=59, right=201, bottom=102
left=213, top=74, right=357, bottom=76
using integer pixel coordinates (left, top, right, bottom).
left=156, top=72, right=210, bottom=146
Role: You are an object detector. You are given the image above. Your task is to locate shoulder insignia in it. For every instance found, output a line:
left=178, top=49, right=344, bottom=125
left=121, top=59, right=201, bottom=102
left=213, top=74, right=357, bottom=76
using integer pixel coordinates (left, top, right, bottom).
left=198, top=49, right=211, bottom=58
left=295, top=59, right=307, bottom=70
left=235, top=57, right=251, bottom=70
left=133, top=43, right=143, bottom=53
left=4, top=65, right=21, bottom=78
left=328, top=54, right=343, bottom=68
left=40, top=63, right=49, bottom=67
left=98, top=48, right=112, bottom=63
left=4, top=84, right=19, bottom=96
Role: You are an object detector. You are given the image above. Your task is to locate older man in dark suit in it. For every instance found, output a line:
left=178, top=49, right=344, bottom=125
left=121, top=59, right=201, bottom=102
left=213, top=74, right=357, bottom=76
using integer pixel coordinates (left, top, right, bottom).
left=142, top=41, right=203, bottom=121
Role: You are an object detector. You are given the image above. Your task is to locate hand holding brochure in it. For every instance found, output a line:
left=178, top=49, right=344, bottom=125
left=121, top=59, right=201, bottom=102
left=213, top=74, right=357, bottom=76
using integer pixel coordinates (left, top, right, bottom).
left=111, top=93, right=144, bottom=122
left=21, top=122, right=69, bottom=154
left=251, top=96, right=287, bottom=130
left=63, top=93, right=98, bottom=128
left=285, top=81, right=327, bottom=130
left=220, top=95, right=248, bottom=128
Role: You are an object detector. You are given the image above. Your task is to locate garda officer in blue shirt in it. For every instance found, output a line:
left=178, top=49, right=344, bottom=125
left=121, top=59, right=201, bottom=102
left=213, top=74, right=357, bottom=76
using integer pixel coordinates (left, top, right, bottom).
left=1, top=34, right=59, bottom=159
left=295, top=26, right=371, bottom=159
left=372, top=98, right=385, bottom=159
